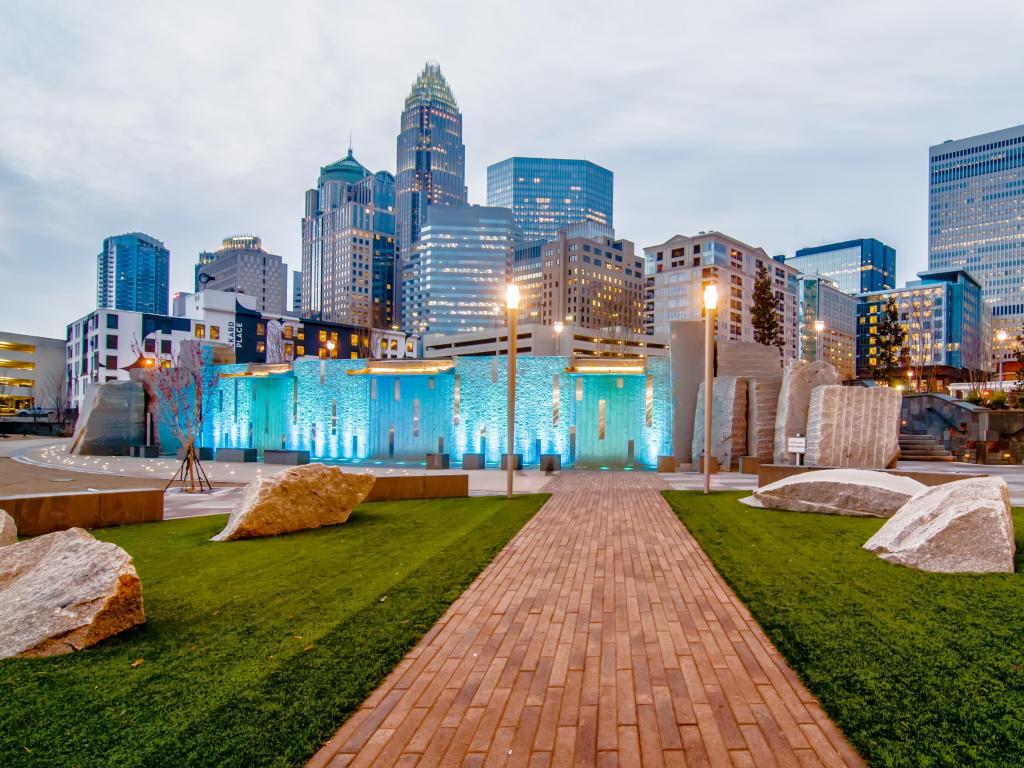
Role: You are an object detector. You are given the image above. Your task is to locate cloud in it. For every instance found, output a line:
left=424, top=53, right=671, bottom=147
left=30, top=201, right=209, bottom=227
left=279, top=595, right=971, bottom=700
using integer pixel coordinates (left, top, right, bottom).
left=1, top=0, right=1022, bottom=336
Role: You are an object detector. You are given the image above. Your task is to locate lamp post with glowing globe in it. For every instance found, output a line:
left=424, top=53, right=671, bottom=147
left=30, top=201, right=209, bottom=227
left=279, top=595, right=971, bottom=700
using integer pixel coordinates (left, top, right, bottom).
left=814, top=319, right=825, bottom=362
left=997, top=330, right=1009, bottom=385
left=506, top=283, right=521, bottom=499
left=703, top=283, right=718, bottom=494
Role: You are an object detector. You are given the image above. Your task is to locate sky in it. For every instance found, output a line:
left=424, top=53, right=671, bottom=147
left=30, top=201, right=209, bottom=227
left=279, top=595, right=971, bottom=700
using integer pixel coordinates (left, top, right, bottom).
left=2, top=0, right=1023, bottom=338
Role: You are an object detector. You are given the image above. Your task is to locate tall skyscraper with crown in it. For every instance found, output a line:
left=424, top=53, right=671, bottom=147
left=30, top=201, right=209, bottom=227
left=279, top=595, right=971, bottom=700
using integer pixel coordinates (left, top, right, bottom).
left=395, top=62, right=467, bottom=263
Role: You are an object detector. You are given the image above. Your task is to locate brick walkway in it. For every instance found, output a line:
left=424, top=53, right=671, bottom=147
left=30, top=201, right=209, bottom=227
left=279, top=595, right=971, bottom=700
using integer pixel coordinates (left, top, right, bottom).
left=308, top=472, right=863, bottom=767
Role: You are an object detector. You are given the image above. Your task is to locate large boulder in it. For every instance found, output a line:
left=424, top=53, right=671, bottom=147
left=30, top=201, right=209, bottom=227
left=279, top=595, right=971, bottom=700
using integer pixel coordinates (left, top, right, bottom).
left=692, top=377, right=748, bottom=470
left=0, top=528, right=145, bottom=659
left=773, top=360, right=839, bottom=464
left=213, top=464, right=375, bottom=541
left=0, top=510, right=15, bottom=547
left=69, top=381, right=146, bottom=456
left=864, top=477, right=1015, bottom=573
left=741, top=469, right=926, bottom=517
left=805, top=386, right=901, bottom=469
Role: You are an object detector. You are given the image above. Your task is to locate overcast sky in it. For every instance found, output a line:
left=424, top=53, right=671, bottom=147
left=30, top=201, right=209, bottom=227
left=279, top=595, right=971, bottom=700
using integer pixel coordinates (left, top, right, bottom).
left=2, top=0, right=1023, bottom=338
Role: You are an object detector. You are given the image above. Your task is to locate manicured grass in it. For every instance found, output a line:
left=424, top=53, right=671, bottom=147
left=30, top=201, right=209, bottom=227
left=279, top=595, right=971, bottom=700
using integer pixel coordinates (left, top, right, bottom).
left=0, top=494, right=547, bottom=768
left=664, top=490, right=1024, bottom=768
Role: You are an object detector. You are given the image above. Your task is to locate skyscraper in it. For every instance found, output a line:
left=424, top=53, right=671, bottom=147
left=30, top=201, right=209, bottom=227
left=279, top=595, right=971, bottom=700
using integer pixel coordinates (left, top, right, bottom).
left=487, top=157, right=613, bottom=243
left=929, top=124, right=1024, bottom=340
left=301, top=149, right=396, bottom=328
left=395, top=62, right=467, bottom=262
left=797, top=275, right=857, bottom=379
left=401, top=206, right=517, bottom=335
left=786, top=238, right=895, bottom=295
left=96, top=232, right=170, bottom=314
left=194, top=235, right=288, bottom=314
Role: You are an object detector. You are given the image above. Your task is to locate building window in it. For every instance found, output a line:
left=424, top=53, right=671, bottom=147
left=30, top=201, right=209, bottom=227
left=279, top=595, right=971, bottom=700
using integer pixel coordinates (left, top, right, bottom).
left=106, top=356, right=117, bottom=370
left=318, top=329, right=327, bottom=342
left=195, top=324, right=205, bottom=339
left=144, top=338, right=156, bottom=353
left=106, top=315, right=118, bottom=329
left=257, top=323, right=266, bottom=336
left=296, top=345, right=305, bottom=356
left=210, top=326, right=220, bottom=340
left=106, top=334, right=117, bottom=349
left=283, top=326, right=293, bottom=340
left=161, top=340, right=171, bottom=355
left=256, top=342, right=266, bottom=353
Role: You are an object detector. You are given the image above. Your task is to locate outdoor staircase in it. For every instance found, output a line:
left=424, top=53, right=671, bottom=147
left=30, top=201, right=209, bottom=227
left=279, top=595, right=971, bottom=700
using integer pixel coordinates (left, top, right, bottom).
left=899, top=433, right=955, bottom=462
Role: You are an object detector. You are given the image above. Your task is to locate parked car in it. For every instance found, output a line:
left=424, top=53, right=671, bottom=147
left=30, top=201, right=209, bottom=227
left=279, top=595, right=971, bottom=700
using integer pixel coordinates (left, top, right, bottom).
left=17, top=406, right=52, bottom=418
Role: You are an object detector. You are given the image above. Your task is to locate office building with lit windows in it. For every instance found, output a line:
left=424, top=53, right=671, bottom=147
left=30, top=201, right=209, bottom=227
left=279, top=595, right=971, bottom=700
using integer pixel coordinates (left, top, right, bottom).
left=401, top=206, right=517, bottom=335
left=929, top=124, right=1024, bottom=363
left=787, top=238, right=895, bottom=295
left=487, top=157, right=613, bottom=244
left=96, top=232, right=170, bottom=314
left=797, top=275, right=857, bottom=379
left=301, top=149, right=396, bottom=328
left=395, top=62, right=467, bottom=262
left=644, top=232, right=800, bottom=357
left=194, top=235, right=288, bottom=314
left=512, top=228, right=645, bottom=335
left=855, top=269, right=989, bottom=384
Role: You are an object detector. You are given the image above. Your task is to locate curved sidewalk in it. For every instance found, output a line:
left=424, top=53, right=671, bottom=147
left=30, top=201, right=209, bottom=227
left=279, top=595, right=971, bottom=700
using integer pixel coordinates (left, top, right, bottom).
left=311, top=471, right=861, bottom=767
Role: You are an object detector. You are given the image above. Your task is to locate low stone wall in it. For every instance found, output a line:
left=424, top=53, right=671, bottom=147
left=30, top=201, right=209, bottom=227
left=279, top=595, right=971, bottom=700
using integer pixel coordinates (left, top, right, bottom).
left=0, top=488, right=164, bottom=535
left=366, top=474, right=469, bottom=502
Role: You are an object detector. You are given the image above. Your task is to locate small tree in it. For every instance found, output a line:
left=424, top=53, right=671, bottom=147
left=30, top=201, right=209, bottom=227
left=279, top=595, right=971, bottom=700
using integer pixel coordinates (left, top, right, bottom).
left=137, top=340, right=218, bottom=493
left=1014, top=328, right=1024, bottom=400
left=871, top=296, right=907, bottom=386
left=751, top=263, right=783, bottom=351
left=36, top=369, right=71, bottom=431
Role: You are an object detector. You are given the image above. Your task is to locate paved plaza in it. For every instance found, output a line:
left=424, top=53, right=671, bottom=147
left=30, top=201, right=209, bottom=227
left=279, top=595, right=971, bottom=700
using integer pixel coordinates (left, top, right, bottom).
left=308, top=471, right=862, bottom=768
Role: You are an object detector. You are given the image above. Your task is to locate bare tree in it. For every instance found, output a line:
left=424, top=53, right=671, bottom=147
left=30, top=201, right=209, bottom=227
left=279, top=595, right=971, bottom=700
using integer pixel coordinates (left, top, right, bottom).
left=135, top=340, right=218, bottom=493
left=35, top=369, right=71, bottom=431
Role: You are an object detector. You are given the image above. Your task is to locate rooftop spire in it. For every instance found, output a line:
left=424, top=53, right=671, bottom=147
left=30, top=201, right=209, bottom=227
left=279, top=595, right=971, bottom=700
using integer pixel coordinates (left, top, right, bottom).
left=405, top=61, right=458, bottom=110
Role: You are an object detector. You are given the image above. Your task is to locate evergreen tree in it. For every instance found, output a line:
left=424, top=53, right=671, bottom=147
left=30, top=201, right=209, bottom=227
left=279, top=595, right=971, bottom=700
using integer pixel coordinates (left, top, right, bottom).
left=751, top=262, right=783, bottom=350
left=871, top=296, right=907, bottom=385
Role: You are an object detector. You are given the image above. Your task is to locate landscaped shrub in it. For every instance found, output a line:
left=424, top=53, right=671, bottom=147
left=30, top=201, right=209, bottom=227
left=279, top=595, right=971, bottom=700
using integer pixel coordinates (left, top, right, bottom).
left=987, top=390, right=1008, bottom=409
left=965, top=389, right=984, bottom=405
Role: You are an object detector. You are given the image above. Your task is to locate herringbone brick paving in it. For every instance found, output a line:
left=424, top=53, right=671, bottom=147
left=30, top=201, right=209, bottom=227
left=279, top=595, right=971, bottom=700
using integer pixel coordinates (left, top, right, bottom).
left=308, top=471, right=863, bottom=767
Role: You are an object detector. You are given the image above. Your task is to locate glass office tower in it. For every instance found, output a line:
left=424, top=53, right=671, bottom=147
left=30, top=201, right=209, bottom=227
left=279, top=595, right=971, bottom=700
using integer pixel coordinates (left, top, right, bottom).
left=929, top=124, right=1024, bottom=338
left=486, top=157, right=613, bottom=243
left=395, top=62, right=467, bottom=262
left=96, top=232, right=170, bottom=314
left=401, top=206, right=517, bottom=335
left=787, top=238, right=895, bottom=295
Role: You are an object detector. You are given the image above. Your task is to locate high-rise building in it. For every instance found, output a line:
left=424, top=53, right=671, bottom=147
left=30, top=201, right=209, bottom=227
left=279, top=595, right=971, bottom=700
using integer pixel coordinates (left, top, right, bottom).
left=292, top=270, right=302, bottom=313
left=194, top=235, right=288, bottom=314
left=487, top=157, right=613, bottom=243
left=856, top=269, right=989, bottom=385
left=301, top=149, right=396, bottom=328
left=401, top=206, right=517, bottom=335
left=797, top=275, right=857, bottom=380
left=786, top=238, right=895, bottom=295
left=96, top=232, right=170, bottom=314
left=513, top=228, right=645, bottom=335
left=929, top=124, right=1024, bottom=344
left=395, top=62, right=467, bottom=262
left=645, top=231, right=800, bottom=357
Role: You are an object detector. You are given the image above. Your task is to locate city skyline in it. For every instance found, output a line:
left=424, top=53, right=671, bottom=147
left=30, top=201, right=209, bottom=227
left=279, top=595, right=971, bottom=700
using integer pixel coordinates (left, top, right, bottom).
left=3, top=1, right=1024, bottom=337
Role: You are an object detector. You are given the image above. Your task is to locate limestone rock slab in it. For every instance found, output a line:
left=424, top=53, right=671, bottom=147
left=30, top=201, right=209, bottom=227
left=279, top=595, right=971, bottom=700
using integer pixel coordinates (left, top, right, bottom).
left=213, top=464, right=376, bottom=541
left=748, top=377, right=783, bottom=462
left=70, top=381, right=146, bottom=456
left=692, top=377, right=747, bottom=470
left=0, top=528, right=145, bottom=659
left=773, top=360, right=839, bottom=464
left=743, top=469, right=926, bottom=517
left=0, top=510, right=15, bottom=547
left=864, top=477, right=1015, bottom=573
left=805, top=386, right=901, bottom=469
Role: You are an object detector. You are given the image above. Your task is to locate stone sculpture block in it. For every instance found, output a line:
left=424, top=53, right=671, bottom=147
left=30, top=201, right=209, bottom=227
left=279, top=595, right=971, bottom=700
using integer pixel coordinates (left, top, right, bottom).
left=692, top=377, right=748, bottom=470
left=741, top=468, right=925, bottom=517
left=69, top=381, right=146, bottom=456
left=773, top=360, right=839, bottom=465
left=805, top=386, right=901, bottom=469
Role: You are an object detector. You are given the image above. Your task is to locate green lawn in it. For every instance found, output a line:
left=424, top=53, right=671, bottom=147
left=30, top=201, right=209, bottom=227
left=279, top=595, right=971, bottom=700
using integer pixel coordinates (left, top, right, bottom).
left=664, top=490, right=1024, bottom=768
left=0, top=494, right=546, bottom=768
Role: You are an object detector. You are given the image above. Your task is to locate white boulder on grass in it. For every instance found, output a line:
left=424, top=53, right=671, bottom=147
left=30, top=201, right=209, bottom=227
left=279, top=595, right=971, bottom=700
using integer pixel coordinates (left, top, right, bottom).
left=864, top=476, right=1015, bottom=574
left=741, top=469, right=926, bottom=517
left=213, top=464, right=375, bottom=541
left=0, top=528, right=145, bottom=659
left=0, top=510, right=16, bottom=547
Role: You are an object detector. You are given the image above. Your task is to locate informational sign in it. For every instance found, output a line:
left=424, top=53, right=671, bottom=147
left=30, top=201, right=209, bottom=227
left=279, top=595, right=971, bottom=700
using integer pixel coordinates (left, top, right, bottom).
left=787, top=437, right=806, bottom=454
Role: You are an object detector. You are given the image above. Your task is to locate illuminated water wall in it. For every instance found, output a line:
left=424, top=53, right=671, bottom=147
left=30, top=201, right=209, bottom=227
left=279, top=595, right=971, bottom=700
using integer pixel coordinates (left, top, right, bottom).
left=205, top=356, right=672, bottom=467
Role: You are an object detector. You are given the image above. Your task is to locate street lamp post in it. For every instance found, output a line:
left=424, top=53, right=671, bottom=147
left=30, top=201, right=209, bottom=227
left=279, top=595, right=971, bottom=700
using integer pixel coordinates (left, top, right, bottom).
left=320, top=340, right=335, bottom=385
left=813, top=319, right=825, bottom=362
left=553, top=321, right=564, bottom=356
left=506, top=283, right=521, bottom=500
left=703, top=283, right=718, bottom=494
left=997, top=330, right=1008, bottom=386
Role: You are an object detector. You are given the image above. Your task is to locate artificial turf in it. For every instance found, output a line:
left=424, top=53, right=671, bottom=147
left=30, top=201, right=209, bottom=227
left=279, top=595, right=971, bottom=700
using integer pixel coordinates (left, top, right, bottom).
left=664, top=490, right=1024, bottom=768
left=0, top=494, right=547, bottom=768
